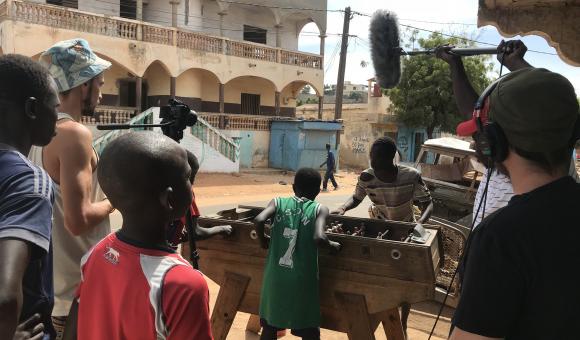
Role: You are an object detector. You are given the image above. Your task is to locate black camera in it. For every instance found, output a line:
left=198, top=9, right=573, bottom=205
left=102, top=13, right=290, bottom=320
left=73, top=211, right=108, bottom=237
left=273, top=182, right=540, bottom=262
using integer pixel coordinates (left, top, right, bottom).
left=160, top=98, right=198, bottom=142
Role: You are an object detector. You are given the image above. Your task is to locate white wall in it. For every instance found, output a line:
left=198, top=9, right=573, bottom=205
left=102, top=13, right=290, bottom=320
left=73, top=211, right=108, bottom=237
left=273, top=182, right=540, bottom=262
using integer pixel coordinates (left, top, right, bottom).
left=79, top=0, right=120, bottom=17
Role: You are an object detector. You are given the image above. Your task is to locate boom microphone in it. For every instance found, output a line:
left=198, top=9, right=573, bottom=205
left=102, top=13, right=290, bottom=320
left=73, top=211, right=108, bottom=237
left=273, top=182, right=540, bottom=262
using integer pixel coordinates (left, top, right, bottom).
left=369, top=9, right=499, bottom=89
left=369, top=10, right=401, bottom=90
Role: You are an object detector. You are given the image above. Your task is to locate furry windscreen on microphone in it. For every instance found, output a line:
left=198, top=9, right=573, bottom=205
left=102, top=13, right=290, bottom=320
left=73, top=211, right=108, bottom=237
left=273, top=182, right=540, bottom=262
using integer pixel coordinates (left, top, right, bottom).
left=370, top=10, right=401, bottom=89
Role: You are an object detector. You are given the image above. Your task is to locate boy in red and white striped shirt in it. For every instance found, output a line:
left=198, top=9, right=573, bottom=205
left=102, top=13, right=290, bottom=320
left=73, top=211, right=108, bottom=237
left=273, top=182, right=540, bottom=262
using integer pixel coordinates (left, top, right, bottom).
left=63, top=132, right=213, bottom=340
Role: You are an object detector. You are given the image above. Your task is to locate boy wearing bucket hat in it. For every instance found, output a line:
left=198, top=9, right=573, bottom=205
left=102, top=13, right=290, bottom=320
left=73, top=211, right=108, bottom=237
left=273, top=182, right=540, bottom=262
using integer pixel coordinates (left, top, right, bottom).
left=450, top=68, right=580, bottom=339
left=28, top=39, right=114, bottom=339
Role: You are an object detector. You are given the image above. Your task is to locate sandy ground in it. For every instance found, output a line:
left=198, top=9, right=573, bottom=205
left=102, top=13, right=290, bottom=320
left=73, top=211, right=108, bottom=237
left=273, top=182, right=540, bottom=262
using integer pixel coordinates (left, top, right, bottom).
left=193, top=170, right=361, bottom=207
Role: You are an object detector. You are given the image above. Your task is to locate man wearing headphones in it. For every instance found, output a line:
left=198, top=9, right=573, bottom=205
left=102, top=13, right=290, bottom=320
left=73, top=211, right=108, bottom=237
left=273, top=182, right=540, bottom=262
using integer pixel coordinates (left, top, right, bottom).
left=449, top=68, right=580, bottom=339
left=437, top=40, right=578, bottom=226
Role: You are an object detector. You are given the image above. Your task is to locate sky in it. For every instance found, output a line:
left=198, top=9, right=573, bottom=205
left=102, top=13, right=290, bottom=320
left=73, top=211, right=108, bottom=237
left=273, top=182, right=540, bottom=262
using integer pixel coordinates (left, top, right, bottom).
left=297, top=0, right=580, bottom=96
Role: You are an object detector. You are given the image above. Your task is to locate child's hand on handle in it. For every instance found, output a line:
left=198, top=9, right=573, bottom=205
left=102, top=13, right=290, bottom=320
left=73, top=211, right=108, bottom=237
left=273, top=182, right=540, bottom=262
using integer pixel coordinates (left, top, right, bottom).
left=260, top=235, right=271, bottom=250
left=218, top=225, right=233, bottom=236
left=330, top=207, right=346, bottom=215
left=329, top=241, right=342, bottom=254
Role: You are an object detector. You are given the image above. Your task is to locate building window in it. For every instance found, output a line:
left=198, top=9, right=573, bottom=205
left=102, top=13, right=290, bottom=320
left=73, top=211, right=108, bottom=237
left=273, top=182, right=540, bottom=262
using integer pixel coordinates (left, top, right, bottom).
left=120, top=0, right=137, bottom=19
left=241, top=93, right=260, bottom=115
left=47, top=0, right=78, bottom=8
left=243, top=25, right=267, bottom=45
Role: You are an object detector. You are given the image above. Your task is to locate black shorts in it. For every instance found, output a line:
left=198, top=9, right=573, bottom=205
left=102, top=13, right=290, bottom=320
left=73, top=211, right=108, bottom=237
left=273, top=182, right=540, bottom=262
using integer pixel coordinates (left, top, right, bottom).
left=260, top=318, right=320, bottom=338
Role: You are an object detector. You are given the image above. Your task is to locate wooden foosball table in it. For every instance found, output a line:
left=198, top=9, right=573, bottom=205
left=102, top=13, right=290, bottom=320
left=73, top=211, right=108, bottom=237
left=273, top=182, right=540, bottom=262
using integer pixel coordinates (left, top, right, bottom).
left=195, top=206, right=444, bottom=340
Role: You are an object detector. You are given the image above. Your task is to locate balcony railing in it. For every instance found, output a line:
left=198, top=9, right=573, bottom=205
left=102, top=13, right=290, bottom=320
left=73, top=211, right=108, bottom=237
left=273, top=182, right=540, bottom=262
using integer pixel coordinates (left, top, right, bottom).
left=1, top=0, right=323, bottom=69
left=81, top=106, right=137, bottom=125
left=199, top=113, right=274, bottom=131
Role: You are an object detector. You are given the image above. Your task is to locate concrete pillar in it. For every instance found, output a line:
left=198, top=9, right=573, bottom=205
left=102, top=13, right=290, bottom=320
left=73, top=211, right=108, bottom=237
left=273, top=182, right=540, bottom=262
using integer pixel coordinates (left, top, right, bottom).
left=275, top=91, right=281, bottom=116
left=136, top=0, right=143, bottom=20
left=170, top=77, right=176, bottom=98
left=218, top=11, right=228, bottom=37
left=170, top=1, right=180, bottom=28
left=275, top=24, right=283, bottom=48
left=319, top=33, right=327, bottom=56
left=135, top=77, right=142, bottom=112
left=219, top=83, right=225, bottom=113
left=318, top=96, right=323, bottom=119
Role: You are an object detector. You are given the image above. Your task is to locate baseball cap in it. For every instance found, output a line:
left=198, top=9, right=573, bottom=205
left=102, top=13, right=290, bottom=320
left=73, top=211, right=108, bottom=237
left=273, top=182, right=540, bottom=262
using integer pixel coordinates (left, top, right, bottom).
left=456, top=97, right=490, bottom=137
left=39, top=38, right=111, bottom=92
left=488, top=68, right=579, bottom=153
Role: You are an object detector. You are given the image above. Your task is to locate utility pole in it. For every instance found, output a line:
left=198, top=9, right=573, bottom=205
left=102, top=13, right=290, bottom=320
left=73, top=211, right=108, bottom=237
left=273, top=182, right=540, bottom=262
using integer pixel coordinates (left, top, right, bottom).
left=334, top=7, right=352, bottom=148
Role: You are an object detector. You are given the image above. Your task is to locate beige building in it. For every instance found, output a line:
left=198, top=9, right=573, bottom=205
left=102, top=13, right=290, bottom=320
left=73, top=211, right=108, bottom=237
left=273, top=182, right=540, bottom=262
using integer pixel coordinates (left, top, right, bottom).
left=296, top=79, right=397, bottom=170
left=0, top=0, right=326, bottom=119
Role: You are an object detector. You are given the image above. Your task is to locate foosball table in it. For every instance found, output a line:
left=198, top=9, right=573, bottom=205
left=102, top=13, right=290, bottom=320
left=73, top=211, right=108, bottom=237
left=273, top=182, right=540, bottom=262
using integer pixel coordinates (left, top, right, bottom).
left=195, top=206, right=444, bottom=340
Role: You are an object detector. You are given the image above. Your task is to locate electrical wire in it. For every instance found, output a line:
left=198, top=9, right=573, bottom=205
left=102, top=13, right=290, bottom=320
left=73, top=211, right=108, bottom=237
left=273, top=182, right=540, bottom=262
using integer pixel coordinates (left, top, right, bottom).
left=218, top=0, right=342, bottom=13
left=353, top=11, right=558, bottom=56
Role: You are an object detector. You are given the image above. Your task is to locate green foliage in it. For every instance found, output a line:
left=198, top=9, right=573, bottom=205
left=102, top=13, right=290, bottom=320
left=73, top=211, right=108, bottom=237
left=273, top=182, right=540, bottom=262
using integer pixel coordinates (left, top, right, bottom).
left=301, top=85, right=312, bottom=95
left=324, top=84, right=335, bottom=96
left=348, top=91, right=364, bottom=101
left=387, top=32, right=493, bottom=138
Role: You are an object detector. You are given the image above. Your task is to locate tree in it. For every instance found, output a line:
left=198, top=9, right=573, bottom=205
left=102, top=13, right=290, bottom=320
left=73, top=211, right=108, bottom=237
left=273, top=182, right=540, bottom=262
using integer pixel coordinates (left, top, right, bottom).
left=387, top=32, right=493, bottom=139
left=301, top=85, right=312, bottom=95
left=324, top=84, right=335, bottom=96
left=348, top=91, right=363, bottom=102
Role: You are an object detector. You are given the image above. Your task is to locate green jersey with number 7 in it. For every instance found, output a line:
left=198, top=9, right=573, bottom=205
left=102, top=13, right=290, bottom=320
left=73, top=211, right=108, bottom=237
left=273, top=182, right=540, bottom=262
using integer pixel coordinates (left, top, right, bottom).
left=260, top=196, right=322, bottom=329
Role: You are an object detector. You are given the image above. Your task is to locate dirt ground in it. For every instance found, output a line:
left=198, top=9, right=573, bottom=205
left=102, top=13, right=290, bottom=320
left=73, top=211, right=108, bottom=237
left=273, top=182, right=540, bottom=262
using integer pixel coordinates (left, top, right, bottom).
left=193, top=170, right=361, bottom=207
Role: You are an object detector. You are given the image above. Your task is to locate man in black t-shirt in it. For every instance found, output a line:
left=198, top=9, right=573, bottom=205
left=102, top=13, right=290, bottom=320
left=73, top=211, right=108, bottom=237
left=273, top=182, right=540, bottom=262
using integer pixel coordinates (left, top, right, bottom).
left=450, top=68, right=580, bottom=340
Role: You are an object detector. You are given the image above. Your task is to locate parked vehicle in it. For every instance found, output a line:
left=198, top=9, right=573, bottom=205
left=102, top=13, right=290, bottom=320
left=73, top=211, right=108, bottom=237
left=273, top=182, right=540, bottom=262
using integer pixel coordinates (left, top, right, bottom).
left=414, top=138, right=486, bottom=224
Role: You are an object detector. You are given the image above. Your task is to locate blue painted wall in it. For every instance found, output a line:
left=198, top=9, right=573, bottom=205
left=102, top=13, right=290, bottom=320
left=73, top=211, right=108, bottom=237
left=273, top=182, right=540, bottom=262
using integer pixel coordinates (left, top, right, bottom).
left=269, top=121, right=342, bottom=171
left=396, top=125, right=441, bottom=162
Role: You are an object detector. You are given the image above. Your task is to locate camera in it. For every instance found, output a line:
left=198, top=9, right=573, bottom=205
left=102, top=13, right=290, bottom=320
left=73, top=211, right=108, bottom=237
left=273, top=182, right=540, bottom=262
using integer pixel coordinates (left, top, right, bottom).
left=160, top=98, right=198, bottom=142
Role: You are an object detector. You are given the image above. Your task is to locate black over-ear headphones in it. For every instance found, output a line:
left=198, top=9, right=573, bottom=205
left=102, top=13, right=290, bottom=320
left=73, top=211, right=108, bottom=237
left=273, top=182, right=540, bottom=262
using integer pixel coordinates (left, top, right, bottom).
left=474, top=78, right=509, bottom=165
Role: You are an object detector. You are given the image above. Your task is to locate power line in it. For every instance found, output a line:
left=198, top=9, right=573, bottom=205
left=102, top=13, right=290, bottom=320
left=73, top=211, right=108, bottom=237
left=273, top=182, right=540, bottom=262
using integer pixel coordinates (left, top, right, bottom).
left=218, top=0, right=342, bottom=13
left=353, top=11, right=558, bottom=56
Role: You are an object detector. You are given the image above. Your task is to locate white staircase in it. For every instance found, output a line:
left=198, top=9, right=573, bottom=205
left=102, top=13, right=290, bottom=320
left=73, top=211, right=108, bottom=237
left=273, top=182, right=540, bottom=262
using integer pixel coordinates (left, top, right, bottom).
left=92, top=107, right=240, bottom=173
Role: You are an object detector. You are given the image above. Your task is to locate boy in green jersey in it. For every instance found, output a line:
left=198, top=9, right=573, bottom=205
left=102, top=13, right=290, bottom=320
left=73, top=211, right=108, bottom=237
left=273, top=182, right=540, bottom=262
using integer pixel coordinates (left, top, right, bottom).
left=255, top=168, right=341, bottom=340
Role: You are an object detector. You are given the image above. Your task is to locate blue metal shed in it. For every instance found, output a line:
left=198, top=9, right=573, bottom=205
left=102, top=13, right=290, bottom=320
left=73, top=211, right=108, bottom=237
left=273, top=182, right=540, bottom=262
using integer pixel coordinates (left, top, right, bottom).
left=269, top=120, right=342, bottom=171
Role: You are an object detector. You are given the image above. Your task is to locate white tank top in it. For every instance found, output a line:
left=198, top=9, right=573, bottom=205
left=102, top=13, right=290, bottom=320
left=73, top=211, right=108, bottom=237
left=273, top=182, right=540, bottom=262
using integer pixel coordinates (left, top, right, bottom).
left=29, top=113, right=111, bottom=316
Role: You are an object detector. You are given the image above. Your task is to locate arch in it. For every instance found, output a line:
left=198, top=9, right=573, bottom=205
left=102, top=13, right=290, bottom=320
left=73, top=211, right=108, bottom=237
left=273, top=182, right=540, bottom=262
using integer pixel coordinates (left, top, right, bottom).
left=224, top=75, right=278, bottom=92
left=175, top=68, right=222, bottom=111
left=176, top=67, right=221, bottom=84
left=280, top=80, right=321, bottom=112
left=224, top=75, right=278, bottom=115
left=98, top=56, right=136, bottom=107
left=142, top=60, right=172, bottom=108
left=142, top=60, right=172, bottom=78
left=281, top=80, right=322, bottom=97
left=297, top=21, right=322, bottom=54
